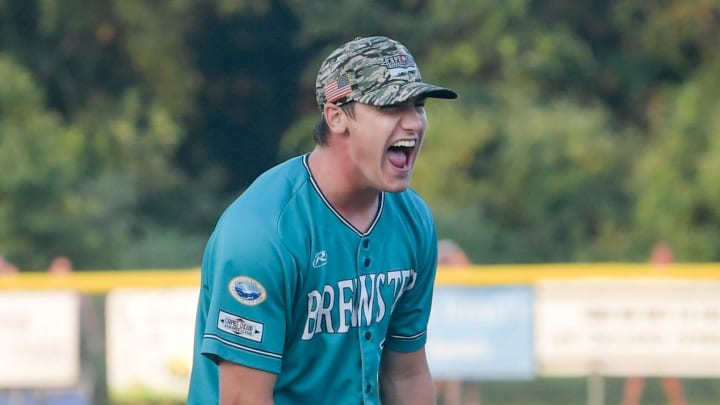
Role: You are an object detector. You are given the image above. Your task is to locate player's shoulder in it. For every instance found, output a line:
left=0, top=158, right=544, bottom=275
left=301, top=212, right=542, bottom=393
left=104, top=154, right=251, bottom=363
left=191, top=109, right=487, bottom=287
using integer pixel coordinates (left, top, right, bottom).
left=201, top=157, right=310, bottom=276
left=382, top=189, right=437, bottom=265
left=384, top=187, right=433, bottom=221
left=216, top=155, right=310, bottom=231
left=382, top=188, right=436, bottom=243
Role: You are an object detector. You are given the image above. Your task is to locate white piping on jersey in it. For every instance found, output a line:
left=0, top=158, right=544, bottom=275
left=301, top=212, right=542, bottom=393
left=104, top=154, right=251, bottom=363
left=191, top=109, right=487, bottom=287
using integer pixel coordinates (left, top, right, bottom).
left=204, top=333, right=283, bottom=359
left=302, top=154, right=384, bottom=237
left=389, top=330, right=426, bottom=341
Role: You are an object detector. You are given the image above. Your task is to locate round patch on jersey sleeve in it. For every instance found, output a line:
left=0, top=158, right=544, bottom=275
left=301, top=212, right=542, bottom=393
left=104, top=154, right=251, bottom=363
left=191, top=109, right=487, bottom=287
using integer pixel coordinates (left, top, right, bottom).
left=228, top=276, right=267, bottom=305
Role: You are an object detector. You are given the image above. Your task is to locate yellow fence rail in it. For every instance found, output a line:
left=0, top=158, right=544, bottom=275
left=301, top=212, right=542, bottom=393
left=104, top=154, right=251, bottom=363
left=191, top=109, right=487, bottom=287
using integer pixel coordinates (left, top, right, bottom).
left=2, top=263, right=720, bottom=293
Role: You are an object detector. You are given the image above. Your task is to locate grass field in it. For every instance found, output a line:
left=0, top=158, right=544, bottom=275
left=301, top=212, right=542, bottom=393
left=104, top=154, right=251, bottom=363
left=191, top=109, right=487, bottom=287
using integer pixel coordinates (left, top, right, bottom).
left=463, top=377, right=720, bottom=405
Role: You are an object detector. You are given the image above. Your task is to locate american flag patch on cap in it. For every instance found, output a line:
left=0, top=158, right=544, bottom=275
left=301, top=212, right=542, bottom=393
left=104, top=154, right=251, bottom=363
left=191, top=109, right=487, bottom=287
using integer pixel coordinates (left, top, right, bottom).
left=323, top=76, right=352, bottom=104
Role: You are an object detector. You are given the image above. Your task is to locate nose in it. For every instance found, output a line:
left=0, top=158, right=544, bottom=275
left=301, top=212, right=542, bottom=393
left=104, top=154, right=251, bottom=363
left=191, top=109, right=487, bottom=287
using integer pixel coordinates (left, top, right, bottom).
left=400, top=105, right=426, bottom=133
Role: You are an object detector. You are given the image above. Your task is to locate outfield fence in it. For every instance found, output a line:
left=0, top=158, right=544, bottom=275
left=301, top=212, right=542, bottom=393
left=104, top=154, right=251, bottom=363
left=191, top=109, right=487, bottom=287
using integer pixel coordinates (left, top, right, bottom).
left=2, top=264, right=720, bottom=405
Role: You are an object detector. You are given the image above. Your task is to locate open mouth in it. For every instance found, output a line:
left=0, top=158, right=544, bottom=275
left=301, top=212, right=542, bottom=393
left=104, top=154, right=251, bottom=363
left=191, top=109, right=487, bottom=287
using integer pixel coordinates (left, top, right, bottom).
left=387, top=139, right=416, bottom=169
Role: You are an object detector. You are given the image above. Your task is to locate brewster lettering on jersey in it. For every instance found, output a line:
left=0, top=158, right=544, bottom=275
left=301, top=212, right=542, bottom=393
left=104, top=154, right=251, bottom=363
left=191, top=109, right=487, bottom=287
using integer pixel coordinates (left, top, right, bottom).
left=302, top=269, right=417, bottom=340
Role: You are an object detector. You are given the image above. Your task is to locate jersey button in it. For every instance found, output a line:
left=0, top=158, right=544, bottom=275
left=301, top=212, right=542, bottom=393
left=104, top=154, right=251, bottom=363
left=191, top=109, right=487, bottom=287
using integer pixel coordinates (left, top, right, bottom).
left=364, top=331, right=372, bottom=340
left=364, top=258, right=371, bottom=267
left=365, top=384, right=372, bottom=393
left=363, top=239, right=369, bottom=248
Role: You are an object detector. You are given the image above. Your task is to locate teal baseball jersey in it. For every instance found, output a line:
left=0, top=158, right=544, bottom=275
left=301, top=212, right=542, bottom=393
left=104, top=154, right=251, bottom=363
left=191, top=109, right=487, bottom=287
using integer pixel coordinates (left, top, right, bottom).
left=187, top=154, right=438, bottom=405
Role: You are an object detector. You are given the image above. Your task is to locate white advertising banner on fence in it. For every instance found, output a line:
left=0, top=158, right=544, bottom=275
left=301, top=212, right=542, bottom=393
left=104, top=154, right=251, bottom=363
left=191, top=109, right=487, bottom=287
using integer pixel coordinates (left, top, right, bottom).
left=536, top=279, right=720, bottom=377
left=0, top=291, right=79, bottom=388
left=427, top=286, right=535, bottom=380
left=106, top=287, right=198, bottom=402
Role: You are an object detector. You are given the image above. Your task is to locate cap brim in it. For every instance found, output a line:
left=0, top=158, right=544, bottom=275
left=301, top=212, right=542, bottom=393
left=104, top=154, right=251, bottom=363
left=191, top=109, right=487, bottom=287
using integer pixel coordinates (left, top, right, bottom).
left=409, top=82, right=458, bottom=100
left=357, top=82, right=458, bottom=106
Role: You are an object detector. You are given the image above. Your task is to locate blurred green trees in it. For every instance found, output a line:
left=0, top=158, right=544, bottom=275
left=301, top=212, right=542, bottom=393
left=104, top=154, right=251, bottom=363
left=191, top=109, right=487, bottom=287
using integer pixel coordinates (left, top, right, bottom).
left=0, top=0, right=718, bottom=269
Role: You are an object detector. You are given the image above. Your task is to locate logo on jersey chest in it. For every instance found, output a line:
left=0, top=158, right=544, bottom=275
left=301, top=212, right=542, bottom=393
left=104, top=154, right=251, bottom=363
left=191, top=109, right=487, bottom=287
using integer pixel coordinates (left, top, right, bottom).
left=301, top=269, right=416, bottom=340
left=312, top=250, right=328, bottom=268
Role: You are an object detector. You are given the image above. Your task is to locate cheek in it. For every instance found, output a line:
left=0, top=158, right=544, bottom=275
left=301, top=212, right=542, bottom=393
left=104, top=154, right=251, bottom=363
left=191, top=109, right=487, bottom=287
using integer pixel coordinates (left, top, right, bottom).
left=344, top=132, right=373, bottom=167
left=351, top=126, right=387, bottom=159
left=352, top=138, right=383, bottom=167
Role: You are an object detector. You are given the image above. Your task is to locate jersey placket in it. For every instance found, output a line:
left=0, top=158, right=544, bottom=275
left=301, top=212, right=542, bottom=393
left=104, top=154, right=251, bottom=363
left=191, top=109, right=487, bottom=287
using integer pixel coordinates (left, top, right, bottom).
left=357, top=235, right=378, bottom=404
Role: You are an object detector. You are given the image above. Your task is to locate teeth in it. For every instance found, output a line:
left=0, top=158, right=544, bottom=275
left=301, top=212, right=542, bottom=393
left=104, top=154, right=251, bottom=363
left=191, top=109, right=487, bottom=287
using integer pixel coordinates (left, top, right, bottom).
left=391, top=139, right=416, bottom=148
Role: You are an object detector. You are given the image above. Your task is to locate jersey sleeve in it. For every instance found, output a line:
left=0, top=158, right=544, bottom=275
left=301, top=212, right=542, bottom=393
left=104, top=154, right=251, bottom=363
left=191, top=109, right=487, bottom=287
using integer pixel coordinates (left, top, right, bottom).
left=384, top=209, right=438, bottom=353
left=199, top=210, right=297, bottom=374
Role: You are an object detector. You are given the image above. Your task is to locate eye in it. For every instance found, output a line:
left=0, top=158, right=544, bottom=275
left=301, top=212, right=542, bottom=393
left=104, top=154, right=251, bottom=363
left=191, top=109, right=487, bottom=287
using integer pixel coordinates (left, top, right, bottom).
left=379, top=99, right=425, bottom=112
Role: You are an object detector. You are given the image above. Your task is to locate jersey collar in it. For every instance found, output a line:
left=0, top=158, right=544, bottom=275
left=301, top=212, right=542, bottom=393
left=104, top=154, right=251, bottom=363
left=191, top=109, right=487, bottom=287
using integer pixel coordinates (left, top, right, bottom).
left=303, top=153, right=383, bottom=237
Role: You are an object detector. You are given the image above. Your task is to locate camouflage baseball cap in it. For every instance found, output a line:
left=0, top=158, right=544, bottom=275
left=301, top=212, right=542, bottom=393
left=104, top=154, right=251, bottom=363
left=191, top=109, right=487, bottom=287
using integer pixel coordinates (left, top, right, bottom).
left=315, top=36, right=457, bottom=110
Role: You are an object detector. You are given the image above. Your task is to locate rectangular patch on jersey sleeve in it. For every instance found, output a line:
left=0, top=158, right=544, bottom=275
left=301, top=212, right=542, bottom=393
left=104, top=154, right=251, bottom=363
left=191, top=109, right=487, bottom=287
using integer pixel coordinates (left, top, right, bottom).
left=218, top=310, right=264, bottom=342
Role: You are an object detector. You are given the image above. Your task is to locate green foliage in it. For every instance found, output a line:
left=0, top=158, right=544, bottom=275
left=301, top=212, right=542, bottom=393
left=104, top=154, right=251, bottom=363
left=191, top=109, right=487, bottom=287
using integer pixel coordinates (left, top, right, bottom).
left=0, top=55, right=217, bottom=269
left=277, top=113, right=318, bottom=159
left=1, top=3, right=720, bottom=401
left=112, top=0, right=200, bottom=116
left=631, top=61, right=720, bottom=261
left=1, top=0, right=720, bottom=270
left=0, top=56, right=84, bottom=268
left=415, top=92, right=637, bottom=263
left=612, top=0, right=720, bottom=71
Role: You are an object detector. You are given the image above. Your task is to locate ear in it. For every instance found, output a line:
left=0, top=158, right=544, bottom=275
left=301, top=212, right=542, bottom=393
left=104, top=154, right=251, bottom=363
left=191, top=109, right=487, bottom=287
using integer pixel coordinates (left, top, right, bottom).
left=323, top=103, right=348, bottom=134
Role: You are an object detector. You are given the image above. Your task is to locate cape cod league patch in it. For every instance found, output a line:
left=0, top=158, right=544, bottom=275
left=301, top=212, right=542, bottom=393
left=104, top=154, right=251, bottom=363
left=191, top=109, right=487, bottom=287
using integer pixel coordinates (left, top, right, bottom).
left=228, top=276, right=267, bottom=305
left=218, top=310, right=264, bottom=342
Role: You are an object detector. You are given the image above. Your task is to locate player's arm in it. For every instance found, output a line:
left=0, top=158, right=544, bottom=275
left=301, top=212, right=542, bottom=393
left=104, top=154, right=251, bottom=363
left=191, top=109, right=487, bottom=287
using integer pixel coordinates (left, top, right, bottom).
left=219, top=360, right=276, bottom=405
left=379, top=347, right=436, bottom=405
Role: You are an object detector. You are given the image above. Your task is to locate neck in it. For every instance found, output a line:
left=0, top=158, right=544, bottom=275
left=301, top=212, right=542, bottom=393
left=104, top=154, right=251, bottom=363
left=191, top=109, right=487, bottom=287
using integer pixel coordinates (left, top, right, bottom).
left=307, top=147, right=380, bottom=233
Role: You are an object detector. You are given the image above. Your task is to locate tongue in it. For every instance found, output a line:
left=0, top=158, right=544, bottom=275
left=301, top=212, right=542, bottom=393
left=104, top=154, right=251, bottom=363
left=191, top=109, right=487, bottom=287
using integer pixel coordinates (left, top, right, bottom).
left=387, top=149, right=407, bottom=168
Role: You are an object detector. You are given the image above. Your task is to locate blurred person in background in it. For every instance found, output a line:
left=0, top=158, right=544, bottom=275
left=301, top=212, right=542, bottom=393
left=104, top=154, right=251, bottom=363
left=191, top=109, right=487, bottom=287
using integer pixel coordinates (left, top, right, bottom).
left=437, top=239, right=472, bottom=267
left=621, top=242, right=688, bottom=405
left=48, top=256, right=74, bottom=275
left=434, top=239, right=482, bottom=405
left=0, top=254, right=19, bottom=274
left=42, top=256, right=104, bottom=405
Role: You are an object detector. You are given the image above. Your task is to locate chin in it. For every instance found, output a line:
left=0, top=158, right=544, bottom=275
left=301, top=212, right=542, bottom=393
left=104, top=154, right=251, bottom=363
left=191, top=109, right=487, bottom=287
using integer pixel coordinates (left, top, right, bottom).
left=382, top=182, right=411, bottom=193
